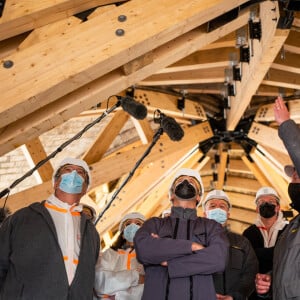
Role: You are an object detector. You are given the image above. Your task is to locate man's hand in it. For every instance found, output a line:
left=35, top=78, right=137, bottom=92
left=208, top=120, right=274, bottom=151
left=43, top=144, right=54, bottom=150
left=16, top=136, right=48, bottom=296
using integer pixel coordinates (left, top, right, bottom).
left=151, top=233, right=159, bottom=239
left=255, top=273, right=271, bottom=295
left=216, top=294, right=233, bottom=300
left=274, top=96, right=290, bottom=125
left=191, top=242, right=204, bottom=251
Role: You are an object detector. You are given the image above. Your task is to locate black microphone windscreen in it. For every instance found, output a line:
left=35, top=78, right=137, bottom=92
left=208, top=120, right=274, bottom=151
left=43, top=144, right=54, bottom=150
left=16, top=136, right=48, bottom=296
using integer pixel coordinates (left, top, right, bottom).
left=120, top=96, right=147, bottom=120
left=161, top=116, right=184, bottom=141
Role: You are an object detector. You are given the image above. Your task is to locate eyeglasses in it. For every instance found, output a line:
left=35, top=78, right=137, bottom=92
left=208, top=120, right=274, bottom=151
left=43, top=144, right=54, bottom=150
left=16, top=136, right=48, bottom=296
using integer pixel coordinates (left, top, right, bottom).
left=205, top=199, right=229, bottom=211
left=257, top=199, right=278, bottom=206
left=55, top=165, right=89, bottom=183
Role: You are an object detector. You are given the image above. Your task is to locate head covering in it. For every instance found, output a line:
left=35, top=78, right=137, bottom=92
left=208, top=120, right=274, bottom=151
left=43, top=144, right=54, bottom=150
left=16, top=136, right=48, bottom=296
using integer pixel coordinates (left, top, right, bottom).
left=255, top=186, right=280, bottom=205
left=53, top=157, right=91, bottom=188
left=169, top=168, right=204, bottom=206
left=202, top=189, right=231, bottom=210
left=118, top=212, right=146, bottom=232
left=284, top=165, right=295, bottom=177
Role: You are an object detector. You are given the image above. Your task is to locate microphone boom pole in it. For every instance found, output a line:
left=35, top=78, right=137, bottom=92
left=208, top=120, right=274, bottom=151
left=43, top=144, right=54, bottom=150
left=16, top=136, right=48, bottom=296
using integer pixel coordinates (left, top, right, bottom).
left=94, top=127, right=164, bottom=225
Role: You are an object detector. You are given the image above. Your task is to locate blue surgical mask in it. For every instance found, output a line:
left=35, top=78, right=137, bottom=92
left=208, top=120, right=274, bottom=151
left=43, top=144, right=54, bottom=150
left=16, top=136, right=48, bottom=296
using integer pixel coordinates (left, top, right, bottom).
left=123, top=223, right=140, bottom=242
left=206, top=208, right=227, bottom=224
left=59, top=170, right=84, bottom=194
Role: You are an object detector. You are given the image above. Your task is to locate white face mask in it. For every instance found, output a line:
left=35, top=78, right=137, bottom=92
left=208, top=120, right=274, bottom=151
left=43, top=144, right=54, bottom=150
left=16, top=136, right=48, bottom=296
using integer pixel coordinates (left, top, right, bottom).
left=206, top=208, right=227, bottom=224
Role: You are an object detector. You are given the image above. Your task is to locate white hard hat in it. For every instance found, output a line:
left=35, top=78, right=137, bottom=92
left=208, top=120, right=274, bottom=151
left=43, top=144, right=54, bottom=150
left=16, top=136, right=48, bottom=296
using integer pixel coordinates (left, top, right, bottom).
left=118, top=212, right=146, bottom=232
left=169, top=168, right=204, bottom=206
left=255, top=187, right=280, bottom=205
left=53, top=157, right=91, bottom=188
left=202, top=189, right=231, bottom=210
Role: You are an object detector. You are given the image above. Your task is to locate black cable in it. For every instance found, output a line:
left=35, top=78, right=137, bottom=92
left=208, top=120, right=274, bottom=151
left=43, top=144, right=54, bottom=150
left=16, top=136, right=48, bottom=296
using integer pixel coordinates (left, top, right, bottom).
left=0, top=96, right=122, bottom=200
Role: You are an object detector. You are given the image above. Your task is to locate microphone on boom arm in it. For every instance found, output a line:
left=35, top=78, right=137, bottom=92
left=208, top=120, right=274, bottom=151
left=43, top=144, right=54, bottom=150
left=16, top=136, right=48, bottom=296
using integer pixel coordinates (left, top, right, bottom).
left=154, top=110, right=184, bottom=141
left=116, top=96, right=148, bottom=120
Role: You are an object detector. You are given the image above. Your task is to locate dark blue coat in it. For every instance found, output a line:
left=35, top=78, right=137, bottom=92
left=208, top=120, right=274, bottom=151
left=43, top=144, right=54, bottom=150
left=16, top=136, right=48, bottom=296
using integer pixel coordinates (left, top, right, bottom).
left=134, top=208, right=228, bottom=300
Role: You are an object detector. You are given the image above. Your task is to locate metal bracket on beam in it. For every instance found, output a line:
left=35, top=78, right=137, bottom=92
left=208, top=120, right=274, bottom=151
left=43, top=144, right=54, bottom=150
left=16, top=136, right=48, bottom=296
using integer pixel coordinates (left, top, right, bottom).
left=249, top=19, right=262, bottom=40
left=233, top=66, right=241, bottom=81
left=227, top=84, right=235, bottom=97
left=240, top=46, right=250, bottom=63
left=0, top=0, right=6, bottom=17
left=277, top=0, right=295, bottom=29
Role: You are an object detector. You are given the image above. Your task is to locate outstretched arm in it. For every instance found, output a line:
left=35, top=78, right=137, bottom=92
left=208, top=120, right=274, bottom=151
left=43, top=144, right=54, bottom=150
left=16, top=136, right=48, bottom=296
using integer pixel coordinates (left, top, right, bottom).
left=274, top=96, right=300, bottom=176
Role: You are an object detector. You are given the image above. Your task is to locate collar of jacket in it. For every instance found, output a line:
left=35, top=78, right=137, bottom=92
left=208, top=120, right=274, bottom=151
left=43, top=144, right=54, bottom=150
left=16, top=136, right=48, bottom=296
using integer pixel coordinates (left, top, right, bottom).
left=171, top=206, right=197, bottom=220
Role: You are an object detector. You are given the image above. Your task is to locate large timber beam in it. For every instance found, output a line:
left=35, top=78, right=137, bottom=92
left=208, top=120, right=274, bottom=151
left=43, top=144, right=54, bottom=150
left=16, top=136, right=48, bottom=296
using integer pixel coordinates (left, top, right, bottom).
left=226, top=1, right=290, bottom=130
left=0, top=1, right=250, bottom=156
left=0, top=0, right=125, bottom=41
left=2, top=121, right=213, bottom=211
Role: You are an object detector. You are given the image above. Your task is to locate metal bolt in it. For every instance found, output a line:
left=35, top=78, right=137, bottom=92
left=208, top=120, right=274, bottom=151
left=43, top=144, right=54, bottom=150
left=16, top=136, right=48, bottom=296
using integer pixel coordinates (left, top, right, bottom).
left=3, top=60, right=14, bottom=68
left=115, top=29, right=125, bottom=36
left=118, top=15, right=127, bottom=22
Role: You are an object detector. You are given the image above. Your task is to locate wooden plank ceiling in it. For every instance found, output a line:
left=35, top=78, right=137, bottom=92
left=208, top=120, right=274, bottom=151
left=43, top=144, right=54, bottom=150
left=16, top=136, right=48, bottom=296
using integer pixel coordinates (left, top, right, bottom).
left=0, top=0, right=300, bottom=247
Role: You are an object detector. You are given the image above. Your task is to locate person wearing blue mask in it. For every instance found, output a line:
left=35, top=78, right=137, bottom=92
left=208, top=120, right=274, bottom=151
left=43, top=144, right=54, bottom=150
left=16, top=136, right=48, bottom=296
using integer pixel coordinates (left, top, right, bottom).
left=134, top=168, right=229, bottom=300
left=0, top=157, right=100, bottom=300
left=94, top=212, right=146, bottom=300
left=203, top=189, right=258, bottom=300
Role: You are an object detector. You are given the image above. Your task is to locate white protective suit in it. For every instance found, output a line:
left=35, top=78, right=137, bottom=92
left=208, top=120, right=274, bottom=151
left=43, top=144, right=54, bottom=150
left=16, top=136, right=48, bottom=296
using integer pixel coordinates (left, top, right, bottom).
left=94, top=247, right=144, bottom=300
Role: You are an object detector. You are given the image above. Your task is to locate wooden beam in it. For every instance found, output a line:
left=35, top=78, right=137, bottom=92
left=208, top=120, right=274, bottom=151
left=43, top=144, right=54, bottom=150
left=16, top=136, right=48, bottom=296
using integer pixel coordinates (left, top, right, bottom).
left=160, top=48, right=239, bottom=72
left=18, top=17, right=82, bottom=50
left=3, top=122, right=213, bottom=211
left=216, top=150, right=228, bottom=189
left=82, top=110, right=130, bottom=164
left=0, top=0, right=249, bottom=129
left=262, top=69, right=300, bottom=90
left=241, top=155, right=272, bottom=187
left=0, top=2, right=251, bottom=156
left=225, top=175, right=261, bottom=193
left=226, top=1, right=290, bottom=130
left=226, top=191, right=256, bottom=210
left=23, top=138, right=54, bottom=181
left=255, top=100, right=300, bottom=123
left=248, top=121, right=288, bottom=154
left=134, top=90, right=207, bottom=121
left=0, top=0, right=126, bottom=41
left=131, top=118, right=154, bottom=144
left=0, top=1, right=249, bottom=154
left=141, top=66, right=225, bottom=86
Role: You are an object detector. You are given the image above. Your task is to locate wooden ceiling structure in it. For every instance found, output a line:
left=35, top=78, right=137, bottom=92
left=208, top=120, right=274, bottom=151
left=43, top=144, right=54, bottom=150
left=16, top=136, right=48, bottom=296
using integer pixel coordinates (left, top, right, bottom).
left=0, top=0, right=300, bottom=247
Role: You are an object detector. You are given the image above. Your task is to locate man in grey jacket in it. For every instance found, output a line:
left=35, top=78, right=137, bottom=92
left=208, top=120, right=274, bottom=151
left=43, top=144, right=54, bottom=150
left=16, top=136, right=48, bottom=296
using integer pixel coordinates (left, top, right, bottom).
left=255, top=97, right=300, bottom=299
left=203, top=189, right=258, bottom=300
left=134, top=168, right=229, bottom=300
left=0, top=157, right=100, bottom=300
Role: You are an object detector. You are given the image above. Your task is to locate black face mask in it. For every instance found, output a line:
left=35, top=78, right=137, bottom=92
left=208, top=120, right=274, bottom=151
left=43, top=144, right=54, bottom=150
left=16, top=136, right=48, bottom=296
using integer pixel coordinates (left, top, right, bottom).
left=288, top=183, right=300, bottom=213
left=259, top=202, right=276, bottom=218
left=174, top=180, right=197, bottom=200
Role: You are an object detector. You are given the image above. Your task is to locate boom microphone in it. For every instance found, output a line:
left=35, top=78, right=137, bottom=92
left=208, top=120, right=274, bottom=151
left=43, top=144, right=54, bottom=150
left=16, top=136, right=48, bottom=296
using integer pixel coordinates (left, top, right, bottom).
left=161, top=115, right=184, bottom=141
left=117, top=96, right=148, bottom=120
